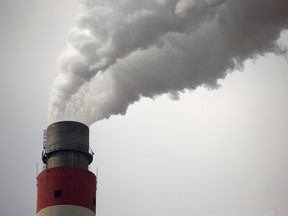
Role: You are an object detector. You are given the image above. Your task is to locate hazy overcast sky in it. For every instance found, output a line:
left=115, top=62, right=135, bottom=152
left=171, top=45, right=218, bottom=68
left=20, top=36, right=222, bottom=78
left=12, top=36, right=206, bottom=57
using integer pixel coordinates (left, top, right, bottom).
left=0, top=1, right=288, bottom=216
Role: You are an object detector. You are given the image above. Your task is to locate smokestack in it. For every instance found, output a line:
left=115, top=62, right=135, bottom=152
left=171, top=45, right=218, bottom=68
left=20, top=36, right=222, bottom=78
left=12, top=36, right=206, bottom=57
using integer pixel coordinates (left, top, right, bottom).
left=36, top=121, right=97, bottom=216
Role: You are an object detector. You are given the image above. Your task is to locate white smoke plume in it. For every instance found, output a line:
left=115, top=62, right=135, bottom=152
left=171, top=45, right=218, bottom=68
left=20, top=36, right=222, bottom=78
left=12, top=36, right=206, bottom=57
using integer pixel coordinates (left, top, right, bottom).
left=48, top=0, right=288, bottom=125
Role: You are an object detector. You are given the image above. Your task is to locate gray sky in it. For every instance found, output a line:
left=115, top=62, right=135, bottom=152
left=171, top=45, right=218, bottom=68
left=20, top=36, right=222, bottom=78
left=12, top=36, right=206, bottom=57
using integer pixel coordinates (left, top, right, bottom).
left=0, top=1, right=288, bottom=216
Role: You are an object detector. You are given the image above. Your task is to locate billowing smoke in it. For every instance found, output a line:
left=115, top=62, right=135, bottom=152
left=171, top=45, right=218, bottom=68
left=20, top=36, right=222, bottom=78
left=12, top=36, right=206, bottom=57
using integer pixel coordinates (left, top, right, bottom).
left=48, top=0, right=288, bottom=125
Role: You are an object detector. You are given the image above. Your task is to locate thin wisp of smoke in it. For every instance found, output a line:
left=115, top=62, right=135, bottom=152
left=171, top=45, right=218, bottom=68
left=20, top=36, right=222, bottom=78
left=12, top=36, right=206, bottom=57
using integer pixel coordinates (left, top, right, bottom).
left=48, top=0, right=288, bottom=125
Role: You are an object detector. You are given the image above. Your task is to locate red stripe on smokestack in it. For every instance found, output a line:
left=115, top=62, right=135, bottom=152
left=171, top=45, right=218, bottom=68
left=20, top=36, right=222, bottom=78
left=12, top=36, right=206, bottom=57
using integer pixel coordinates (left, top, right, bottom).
left=37, top=167, right=96, bottom=213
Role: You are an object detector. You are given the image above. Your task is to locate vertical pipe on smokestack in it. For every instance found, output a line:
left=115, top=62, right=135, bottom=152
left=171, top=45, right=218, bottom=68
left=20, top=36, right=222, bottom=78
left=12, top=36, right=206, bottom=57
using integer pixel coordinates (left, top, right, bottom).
left=36, top=121, right=97, bottom=216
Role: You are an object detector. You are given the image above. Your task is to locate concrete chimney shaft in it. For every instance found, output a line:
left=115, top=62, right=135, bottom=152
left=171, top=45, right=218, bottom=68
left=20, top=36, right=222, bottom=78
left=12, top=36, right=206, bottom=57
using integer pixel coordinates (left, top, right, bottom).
left=42, top=121, right=93, bottom=169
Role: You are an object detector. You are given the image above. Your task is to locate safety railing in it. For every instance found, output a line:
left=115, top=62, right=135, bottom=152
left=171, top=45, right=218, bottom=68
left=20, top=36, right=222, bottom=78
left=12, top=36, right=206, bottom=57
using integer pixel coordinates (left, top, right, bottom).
left=42, top=143, right=94, bottom=164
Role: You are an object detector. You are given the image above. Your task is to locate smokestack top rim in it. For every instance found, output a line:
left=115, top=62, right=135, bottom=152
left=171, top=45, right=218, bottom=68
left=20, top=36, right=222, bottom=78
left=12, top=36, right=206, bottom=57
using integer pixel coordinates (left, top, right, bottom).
left=47, top=121, right=88, bottom=129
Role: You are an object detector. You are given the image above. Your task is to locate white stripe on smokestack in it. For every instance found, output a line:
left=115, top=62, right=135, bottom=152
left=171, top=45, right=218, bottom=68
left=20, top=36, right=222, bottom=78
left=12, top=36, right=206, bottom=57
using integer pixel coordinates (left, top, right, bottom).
left=37, top=205, right=95, bottom=216
left=36, top=121, right=97, bottom=216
